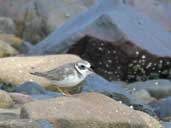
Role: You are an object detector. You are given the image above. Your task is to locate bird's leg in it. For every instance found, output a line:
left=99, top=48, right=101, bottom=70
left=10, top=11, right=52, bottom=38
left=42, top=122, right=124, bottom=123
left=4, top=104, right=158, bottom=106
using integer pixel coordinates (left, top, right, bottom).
left=56, top=87, right=71, bottom=96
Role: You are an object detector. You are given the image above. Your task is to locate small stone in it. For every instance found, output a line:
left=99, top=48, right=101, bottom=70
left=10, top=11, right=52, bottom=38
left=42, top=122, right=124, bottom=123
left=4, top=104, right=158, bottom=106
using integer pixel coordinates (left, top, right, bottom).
left=9, top=93, right=33, bottom=104
left=0, top=40, right=18, bottom=57
left=0, top=90, right=14, bottom=108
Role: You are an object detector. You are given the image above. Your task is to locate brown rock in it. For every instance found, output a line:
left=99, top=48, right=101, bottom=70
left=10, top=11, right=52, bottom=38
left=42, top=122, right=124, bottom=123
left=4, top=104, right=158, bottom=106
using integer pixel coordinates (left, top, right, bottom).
left=20, top=93, right=162, bottom=128
left=0, top=90, right=14, bottom=108
left=0, top=34, right=23, bottom=49
left=0, top=54, right=80, bottom=88
left=0, top=40, right=18, bottom=57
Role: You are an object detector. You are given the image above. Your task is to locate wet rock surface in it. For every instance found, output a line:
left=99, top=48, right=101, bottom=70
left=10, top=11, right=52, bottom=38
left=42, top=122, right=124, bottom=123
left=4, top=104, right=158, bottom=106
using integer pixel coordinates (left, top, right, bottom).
left=68, top=35, right=171, bottom=82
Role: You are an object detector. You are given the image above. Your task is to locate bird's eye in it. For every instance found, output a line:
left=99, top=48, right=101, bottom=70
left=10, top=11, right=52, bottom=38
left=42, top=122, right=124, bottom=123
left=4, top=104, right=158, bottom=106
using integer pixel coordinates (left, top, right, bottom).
left=79, top=65, right=86, bottom=70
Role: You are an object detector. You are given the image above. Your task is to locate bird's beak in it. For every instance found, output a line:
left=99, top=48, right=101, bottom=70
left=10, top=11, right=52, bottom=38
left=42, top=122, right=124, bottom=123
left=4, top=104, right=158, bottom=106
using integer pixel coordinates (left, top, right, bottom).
left=89, top=68, right=94, bottom=72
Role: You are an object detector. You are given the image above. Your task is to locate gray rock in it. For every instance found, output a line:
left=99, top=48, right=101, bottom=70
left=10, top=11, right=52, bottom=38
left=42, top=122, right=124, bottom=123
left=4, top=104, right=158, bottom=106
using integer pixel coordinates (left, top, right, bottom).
left=30, top=91, right=62, bottom=100
left=0, top=113, right=19, bottom=120
left=36, top=120, right=54, bottom=128
left=0, top=17, right=16, bottom=34
left=15, top=82, right=46, bottom=95
left=82, top=74, right=132, bottom=104
left=127, top=79, right=171, bottom=99
left=82, top=74, right=156, bottom=117
left=29, top=0, right=171, bottom=56
left=160, top=121, right=171, bottom=128
left=0, top=119, right=41, bottom=128
left=132, top=89, right=156, bottom=103
left=149, top=97, right=171, bottom=121
left=9, top=93, right=33, bottom=104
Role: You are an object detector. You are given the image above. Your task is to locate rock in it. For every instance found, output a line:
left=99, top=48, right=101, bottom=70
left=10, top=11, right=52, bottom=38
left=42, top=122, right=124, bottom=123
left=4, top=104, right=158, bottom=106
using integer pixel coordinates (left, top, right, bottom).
left=0, top=40, right=18, bottom=57
left=0, top=34, right=24, bottom=50
left=36, top=119, right=54, bottom=128
left=149, top=97, right=171, bottom=121
left=0, top=54, right=80, bottom=88
left=127, top=79, right=171, bottom=99
left=160, top=121, right=171, bottom=128
left=0, top=108, right=20, bottom=118
left=112, top=81, right=128, bottom=88
left=0, top=113, right=19, bottom=120
left=68, top=35, right=171, bottom=82
left=0, top=119, right=42, bottom=128
left=0, top=0, right=94, bottom=44
left=28, top=0, right=171, bottom=82
left=126, top=0, right=171, bottom=31
left=15, top=82, right=46, bottom=95
left=0, top=17, right=16, bottom=34
left=20, top=93, right=162, bottom=128
left=82, top=73, right=133, bottom=104
left=9, top=93, right=33, bottom=104
left=30, top=91, right=62, bottom=100
left=0, top=90, right=14, bottom=108
left=19, top=41, right=34, bottom=54
left=132, top=89, right=156, bottom=104
left=82, top=74, right=156, bottom=117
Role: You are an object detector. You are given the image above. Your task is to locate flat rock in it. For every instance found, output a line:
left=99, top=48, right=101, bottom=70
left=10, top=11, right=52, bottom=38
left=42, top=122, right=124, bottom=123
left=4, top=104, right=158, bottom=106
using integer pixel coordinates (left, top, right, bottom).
left=0, top=54, right=80, bottom=88
left=20, top=93, right=162, bottom=128
left=0, top=90, right=14, bottom=108
left=0, top=119, right=41, bottom=128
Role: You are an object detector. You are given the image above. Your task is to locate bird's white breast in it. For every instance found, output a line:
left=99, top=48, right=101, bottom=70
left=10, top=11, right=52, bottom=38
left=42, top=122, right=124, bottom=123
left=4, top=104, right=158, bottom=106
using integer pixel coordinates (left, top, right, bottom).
left=50, top=70, right=84, bottom=87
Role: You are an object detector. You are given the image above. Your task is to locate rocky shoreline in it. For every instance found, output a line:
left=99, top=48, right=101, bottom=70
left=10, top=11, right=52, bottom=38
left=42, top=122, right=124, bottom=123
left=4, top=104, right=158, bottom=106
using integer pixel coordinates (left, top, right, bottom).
left=0, top=0, right=171, bottom=128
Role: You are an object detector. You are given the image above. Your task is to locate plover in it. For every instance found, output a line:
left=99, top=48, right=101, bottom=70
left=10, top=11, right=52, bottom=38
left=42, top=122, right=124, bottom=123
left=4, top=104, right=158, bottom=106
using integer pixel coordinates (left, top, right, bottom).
left=31, top=60, right=93, bottom=95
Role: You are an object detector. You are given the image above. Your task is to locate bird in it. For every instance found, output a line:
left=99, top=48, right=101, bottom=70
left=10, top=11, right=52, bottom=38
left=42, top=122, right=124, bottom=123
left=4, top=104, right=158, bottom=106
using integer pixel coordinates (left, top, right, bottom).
left=31, top=60, right=93, bottom=95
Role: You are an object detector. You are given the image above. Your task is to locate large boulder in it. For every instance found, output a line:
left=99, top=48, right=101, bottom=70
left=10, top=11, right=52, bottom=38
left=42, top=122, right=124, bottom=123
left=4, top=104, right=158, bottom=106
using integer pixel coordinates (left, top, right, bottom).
left=0, top=54, right=80, bottom=88
left=28, top=0, right=171, bottom=82
left=20, top=93, right=162, bottom=128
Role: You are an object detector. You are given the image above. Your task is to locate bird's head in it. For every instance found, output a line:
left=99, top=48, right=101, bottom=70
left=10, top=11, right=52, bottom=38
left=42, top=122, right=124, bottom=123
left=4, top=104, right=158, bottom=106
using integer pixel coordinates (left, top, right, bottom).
left=75, top=60, right=93, bottom=77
